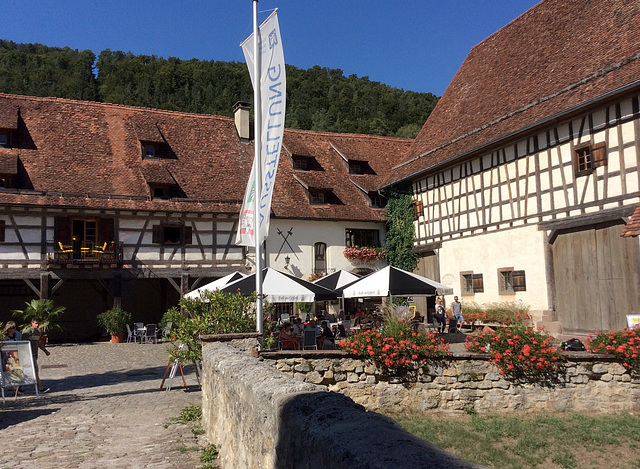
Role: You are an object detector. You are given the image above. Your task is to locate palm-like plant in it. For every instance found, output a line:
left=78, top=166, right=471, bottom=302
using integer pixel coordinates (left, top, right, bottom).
left=12, top=299, right=66, bottom=334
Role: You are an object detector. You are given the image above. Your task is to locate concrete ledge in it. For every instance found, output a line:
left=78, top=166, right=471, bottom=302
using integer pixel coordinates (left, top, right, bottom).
left=202, top=342, right=484, bottom=469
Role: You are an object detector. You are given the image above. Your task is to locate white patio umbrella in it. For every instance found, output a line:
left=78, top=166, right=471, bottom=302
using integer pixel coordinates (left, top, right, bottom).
left=219, top=268, right=337, bottom=303
left=183, top=271, right=248, bottom=299
left=342, top=266, right=453, bottom=298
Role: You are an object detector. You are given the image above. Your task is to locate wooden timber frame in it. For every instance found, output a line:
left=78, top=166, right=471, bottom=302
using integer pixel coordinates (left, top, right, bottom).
left=410, top=88, right=640, bottom=332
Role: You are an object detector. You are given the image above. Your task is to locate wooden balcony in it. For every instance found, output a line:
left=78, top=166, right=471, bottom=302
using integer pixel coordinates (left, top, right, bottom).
left=50, top=240, right=123, bottom=267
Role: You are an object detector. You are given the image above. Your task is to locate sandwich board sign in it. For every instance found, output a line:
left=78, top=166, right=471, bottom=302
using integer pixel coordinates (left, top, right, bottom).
left=1, top=340, right=38, bottom=403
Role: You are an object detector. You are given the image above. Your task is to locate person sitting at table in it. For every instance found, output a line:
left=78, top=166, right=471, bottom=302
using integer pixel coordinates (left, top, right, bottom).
left=410, top=311, right=421, bottom=331
left=318, top=321, right=335, bottom=349
left=306, top=319, right=321, bottom=336
left=292, top=317, right=305, bottom=338
left=279, top=323, right=300, bottom=350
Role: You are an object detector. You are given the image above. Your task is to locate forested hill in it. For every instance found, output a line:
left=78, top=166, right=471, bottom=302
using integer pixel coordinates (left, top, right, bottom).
left=0, top=40, right=439, bottom=138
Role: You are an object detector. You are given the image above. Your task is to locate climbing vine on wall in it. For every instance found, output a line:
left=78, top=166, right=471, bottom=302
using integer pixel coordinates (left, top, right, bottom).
left=384, top=183, right=417, bottom=271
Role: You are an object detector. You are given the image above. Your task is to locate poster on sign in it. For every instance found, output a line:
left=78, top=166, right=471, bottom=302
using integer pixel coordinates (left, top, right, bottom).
left=627, top=314, right=640, bottom=330
left=1, top=341, right=37, bottom=402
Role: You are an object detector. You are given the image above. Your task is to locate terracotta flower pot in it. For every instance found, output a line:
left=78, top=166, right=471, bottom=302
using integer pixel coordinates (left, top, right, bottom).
left=110, top=332, right=125, bottom=343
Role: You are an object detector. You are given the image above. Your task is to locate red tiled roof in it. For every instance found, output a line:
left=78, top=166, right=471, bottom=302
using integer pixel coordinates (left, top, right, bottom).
left=276, top=129, right=412, bottom=221
left=0, top=102, right=18, bottom=129
left=386, top=0, right=640, bottom=186
left=0, top=94, right=410, bottom=222
left=140, top=162, right=175, bottom=186
left=622, top=205, right=640, bottom=238
left=0, top=153, right=17, bottom=174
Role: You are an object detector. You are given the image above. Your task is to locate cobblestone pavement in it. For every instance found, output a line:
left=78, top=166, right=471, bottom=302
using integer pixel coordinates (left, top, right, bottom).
left=0, top=342, right=204, bottom=468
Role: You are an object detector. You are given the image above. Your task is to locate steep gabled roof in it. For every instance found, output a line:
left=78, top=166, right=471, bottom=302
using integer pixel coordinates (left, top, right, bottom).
left=386, top=0, right=640, bottom=186
left=275, top=129, right=412, bottom=221
left=0, top=93, right=410, bottom=223
left=622, top=205, right=640, bottom=238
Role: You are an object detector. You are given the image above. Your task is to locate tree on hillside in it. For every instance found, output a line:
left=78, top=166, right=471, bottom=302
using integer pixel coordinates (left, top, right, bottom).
left=0, top=40, right=439, bottom=138
left=0, top=40, right=96, bottom=100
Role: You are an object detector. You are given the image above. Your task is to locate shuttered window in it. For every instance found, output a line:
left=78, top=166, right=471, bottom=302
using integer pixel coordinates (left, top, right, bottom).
left=461, top=271, right=483, bottom=294
left=413, top=200, right=424, bottom=219
left=152, top=224, right=192, bottom=245
left=499, top=268, right=526, bottom=294
left=472, top=274, right=484, bottom=293
left=574, top=142, right=607, bottom=177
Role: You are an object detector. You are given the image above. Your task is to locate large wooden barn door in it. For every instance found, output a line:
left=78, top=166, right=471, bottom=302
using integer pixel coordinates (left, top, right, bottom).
left=552, top=221, right=640, bottom=333
left=414, top=251, right=439, bottom=322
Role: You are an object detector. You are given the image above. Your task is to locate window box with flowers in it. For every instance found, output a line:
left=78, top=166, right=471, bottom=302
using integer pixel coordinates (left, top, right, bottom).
left=343, top=246, right=386, bottom=263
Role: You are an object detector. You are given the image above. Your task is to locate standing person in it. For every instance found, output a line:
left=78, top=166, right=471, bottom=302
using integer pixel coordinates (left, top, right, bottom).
left=4, top=321, right=23, bottom=395
left=451, top=296, right=464, bottom=334
left=434, top=298, right=446, bottom=333
left=21, top=317, right=50, bottom=393
left=4, top=321, right=22, bottom=341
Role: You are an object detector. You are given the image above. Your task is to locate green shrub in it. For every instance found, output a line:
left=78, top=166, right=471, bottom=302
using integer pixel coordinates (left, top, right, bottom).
left=168, top=290, right=258, bottom=362
left=96, top=307, right=132, bottom=335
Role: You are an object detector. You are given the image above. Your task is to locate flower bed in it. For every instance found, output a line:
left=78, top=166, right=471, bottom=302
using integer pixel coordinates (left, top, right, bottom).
left=339, top=318, right=449, bottom=379
left=464, top=323, right=564, bottom=385
left=587, top=328, right=640, bottom=375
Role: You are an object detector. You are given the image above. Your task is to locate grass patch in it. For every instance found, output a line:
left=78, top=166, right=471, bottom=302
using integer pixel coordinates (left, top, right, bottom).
left=390, top=412, right=640, bottom=469
left=201, top=444, right=219, bottom=469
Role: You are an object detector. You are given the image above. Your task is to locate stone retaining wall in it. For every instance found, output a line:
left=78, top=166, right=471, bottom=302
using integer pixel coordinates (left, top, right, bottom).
left=261, top=351, right=640, bottom=413
left=201, top=338, right=483, bottom=469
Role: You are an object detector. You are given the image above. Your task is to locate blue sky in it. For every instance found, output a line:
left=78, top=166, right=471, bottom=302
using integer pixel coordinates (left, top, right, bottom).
left=4, top=1, right=540, bottom=96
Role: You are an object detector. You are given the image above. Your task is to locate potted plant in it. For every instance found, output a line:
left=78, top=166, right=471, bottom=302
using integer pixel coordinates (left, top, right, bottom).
left=97, top=307, right=132, bottom=343
left=12, top=299, right=66, bottom=344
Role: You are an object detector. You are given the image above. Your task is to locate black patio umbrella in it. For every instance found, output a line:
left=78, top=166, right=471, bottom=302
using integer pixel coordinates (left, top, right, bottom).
left=219, top=268, right=337, bottom=302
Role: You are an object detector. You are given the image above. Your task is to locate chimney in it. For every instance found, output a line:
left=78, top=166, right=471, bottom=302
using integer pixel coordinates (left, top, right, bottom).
left=233, top=102, right=251, bottom=141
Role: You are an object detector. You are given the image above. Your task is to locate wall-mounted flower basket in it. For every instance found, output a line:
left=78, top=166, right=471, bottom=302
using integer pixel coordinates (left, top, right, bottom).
left=343, top=246, right=386, bottom=263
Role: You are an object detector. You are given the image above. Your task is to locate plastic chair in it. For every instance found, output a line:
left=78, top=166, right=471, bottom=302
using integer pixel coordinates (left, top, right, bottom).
left=125, top=324, right=136, bottom=343
left=57, top=241, right=73, bottom=253
left=302, top=330, right=317, bottom=350
left=92, top=242, right=107, bottom=254
left=160, top=322, right=172, bottom=341
left=145, top=324, right=158, bottom=344
left=134, top=322, right=145, bottom=342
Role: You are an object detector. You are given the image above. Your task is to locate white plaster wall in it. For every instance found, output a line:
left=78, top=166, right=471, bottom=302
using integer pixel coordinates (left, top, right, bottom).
left=265, top=219, right=386, bottom=279
left=437, top=224, right=549, bottom=317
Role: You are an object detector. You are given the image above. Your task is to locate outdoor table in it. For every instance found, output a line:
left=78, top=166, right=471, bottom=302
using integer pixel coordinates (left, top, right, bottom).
left=134, top=325, right=146, bottom=343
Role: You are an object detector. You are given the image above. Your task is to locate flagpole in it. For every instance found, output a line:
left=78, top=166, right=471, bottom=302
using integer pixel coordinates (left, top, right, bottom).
left=252, top=0, right=263, bottom=334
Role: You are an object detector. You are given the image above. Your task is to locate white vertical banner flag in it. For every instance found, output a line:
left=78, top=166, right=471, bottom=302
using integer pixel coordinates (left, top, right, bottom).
left=236, top=10, right=286, bottom=246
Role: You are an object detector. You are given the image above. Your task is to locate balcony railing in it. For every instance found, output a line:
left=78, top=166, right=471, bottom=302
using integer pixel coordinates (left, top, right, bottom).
left=51, top=240, right=122, bottom=265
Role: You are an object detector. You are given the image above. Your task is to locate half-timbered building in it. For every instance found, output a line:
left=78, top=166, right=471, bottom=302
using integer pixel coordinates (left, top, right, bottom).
left=383, top=0, right=640, bottom=333
left=0, top=94, right=406, bottom=339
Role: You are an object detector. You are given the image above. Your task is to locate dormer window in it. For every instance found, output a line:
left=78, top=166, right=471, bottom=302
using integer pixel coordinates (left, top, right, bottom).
left=311, top=190, right=325, bottom=204
left=369, top=192, right=386, bottom=208
left=150, top=185, right=169, bottom=200
left=0, top=131, right=8, bottom=148
left=0, top=176, right=12, bottom=189
left=294, top=158, right=307, bottom=170
left=143, top=143, right=157, bottom=160
left=348, top=159, right=374, bottom=175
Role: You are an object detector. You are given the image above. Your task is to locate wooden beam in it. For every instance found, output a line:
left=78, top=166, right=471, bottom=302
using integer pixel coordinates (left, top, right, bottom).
left=23, top=278, right=40, bottom=296
left=51, top=278, right=64, bottom=295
